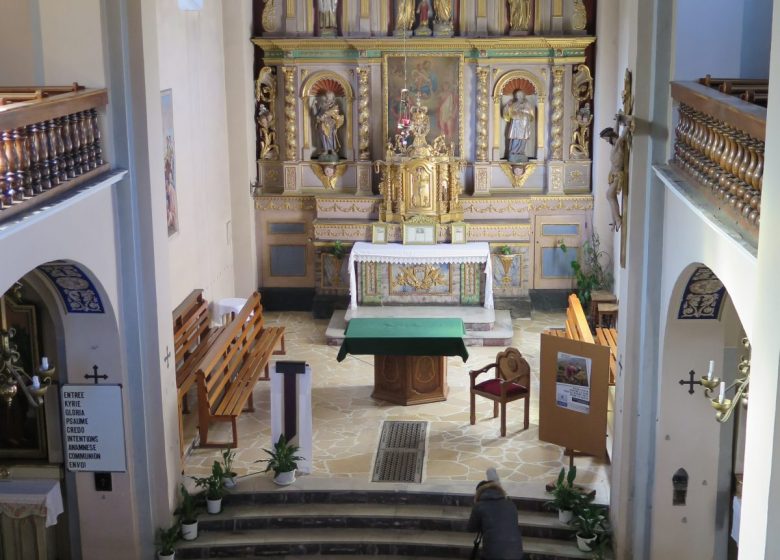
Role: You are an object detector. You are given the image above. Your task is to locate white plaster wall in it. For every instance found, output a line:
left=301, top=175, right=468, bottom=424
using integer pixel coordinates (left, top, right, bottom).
left=0, top=177, right=143, bottom=559
left=674, top=0, right=773, bottom=80
left=0, top=0, right=41, bottom=85
left=155, top=0, right=236, bottom=305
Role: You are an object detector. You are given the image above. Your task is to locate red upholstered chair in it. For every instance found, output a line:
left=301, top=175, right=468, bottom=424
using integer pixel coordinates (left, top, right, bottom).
left=469, top=347, right=530, bottom=437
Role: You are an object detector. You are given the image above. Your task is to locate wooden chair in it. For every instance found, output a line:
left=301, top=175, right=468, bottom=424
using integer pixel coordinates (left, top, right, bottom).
left=469, top=347, right=531, bottom=437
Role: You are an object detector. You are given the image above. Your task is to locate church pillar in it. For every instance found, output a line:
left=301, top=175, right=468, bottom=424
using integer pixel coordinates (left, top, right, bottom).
left=739, top=2, right=780, bottom=556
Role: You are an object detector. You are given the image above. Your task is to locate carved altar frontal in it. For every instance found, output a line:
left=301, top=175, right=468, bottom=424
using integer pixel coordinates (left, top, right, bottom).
left=252, top=2, right=597, bottom=299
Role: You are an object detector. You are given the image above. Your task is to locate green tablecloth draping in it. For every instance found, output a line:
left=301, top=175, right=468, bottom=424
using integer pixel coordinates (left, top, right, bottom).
left=336, top=318, right=469, bottom=362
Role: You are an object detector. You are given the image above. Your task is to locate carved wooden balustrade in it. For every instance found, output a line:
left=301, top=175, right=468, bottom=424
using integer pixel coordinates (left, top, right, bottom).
left=671, top=81, right=765, bottom=245
left=0, top=84, right=109, bottom=223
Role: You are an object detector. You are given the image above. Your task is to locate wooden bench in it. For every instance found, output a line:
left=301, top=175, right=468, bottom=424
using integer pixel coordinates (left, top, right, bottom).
left=544, top=294, right=617, bottom=385
left=195, top=292, right=285, bottom=448
left=173, top=290, right=224, bottom=457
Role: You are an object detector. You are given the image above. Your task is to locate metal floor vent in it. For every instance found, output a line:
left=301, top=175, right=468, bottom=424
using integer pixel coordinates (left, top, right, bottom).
left=372, top=421, right=427, bottom=483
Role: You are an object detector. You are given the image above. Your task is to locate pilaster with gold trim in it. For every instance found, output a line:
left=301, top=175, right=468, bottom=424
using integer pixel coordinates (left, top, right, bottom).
left=551, top=0, right=564, bottom=33
left=282, top=66, right=298, bottom=161
left=476, top=66, right=490, bottom=162
left=550, top=65, right=565, bottom=160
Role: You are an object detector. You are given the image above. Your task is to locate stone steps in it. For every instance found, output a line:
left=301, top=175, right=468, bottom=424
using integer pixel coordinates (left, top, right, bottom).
left=176, top=489, right=606, bottom=560
left=176, top=528, right=593, bottom=559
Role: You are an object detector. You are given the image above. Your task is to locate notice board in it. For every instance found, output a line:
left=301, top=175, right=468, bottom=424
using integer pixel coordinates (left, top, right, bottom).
left=61, top=384, right=127, bottom=472
left=539, top=333, right=610, bottom=458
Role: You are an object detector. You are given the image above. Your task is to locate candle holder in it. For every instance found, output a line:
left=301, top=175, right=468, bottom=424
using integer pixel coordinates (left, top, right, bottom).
left=699, top=376, right=720, bottom=397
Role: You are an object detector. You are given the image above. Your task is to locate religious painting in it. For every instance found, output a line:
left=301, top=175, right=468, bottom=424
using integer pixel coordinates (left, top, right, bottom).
left=383, top=53, right=464, bottom=157
left=161, top=89, right=179, bottom=236
left=555, top=351, right=591, bottom=415
left=0, top=300, right=47, bottom=459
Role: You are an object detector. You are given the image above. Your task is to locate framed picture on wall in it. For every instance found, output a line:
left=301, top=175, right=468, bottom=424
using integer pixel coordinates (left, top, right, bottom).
left=372, top=223, right=388, bottom=244
left=161, top=89, right=179, bottom=237
left=450, top=222, right=468, bottom=244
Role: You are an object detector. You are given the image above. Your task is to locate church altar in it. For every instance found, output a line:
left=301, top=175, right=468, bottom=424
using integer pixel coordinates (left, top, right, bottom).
left=0, top=479, right=63, bottom=560
left=347, top=241, right=494, bottom=309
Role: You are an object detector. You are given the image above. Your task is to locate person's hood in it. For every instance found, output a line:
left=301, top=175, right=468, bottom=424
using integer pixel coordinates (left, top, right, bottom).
left=475, top=481, right=507, bottom=502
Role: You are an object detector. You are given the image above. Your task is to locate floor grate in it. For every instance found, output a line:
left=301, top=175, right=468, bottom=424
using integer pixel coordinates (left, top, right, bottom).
left=372, top=421, right=427, bottom=483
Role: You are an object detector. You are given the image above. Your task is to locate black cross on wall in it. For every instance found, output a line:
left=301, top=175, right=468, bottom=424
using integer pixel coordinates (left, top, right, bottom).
left=85, top=365, right=108, bottom=385
left=678, top=370, right=701, bottom=395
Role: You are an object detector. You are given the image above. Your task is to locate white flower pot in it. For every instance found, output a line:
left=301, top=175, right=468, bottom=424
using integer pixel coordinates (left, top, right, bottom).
left=223, top=474, right=237, bottom=489
left=273, top=470, right=296, bottom=486
left=157, top=551, right=175, bottom=560
left=558, top=509, right=574, bottom=524
left=576, top=533, right=597, bottom=552
left=181, top=520, right=198, bottom=541
left=206, top=497, right=222, bottom=514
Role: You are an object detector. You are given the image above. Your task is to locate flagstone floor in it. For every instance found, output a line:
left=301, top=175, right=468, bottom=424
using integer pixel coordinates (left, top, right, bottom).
left=182, top=309, right=610, bottom=496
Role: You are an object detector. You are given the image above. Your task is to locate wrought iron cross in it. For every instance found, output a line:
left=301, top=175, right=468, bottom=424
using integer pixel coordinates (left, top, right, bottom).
left=85, top=365, right=108, bottom=385
left=163, top=346, right=172, bottom=368
left=678, top=370, right=701, bottom=395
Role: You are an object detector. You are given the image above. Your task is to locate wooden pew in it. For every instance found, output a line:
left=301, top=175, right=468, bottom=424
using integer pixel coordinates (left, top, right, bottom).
left=544, top=294, right=617, bottom=385
left=172, top=290, right=224, bottom=458
left=195, top=292, right=285, bottom=448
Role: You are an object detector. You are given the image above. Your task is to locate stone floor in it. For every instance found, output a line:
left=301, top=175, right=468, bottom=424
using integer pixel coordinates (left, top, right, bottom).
left=182, top=309, right=610, bottom=497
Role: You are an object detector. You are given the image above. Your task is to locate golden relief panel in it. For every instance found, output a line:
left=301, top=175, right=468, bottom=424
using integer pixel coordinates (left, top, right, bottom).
left=390, top=264, right=452, bottom=295
left=255, top=195, right=316, bottom=211
left=316, top=198, right=380, bottom=215
left=467, top=224, right=531, bottom=241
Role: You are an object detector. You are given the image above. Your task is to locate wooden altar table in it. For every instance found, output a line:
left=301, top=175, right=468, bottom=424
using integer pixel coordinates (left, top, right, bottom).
left=347, top=241, right=494, bottom=310
left=336, top=318, right=469, bottom=405
left=0, top=479, right=63, bottom=560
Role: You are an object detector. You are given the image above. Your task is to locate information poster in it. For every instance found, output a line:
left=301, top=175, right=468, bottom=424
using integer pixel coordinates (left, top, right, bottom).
left=555, top=351, right=592, bottom=414
left=61, top=385, right=127, bottom=472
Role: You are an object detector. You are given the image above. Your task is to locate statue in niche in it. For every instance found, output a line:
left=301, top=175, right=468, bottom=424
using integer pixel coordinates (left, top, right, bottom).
left=433, top=0, right=453, bottom=36
left=507, top=0, right=532, bottom=34
left=412, top=167, right=431, bottom=208
left=395, top=0, right=416, bottom=36
left=311, top=91, right=344, bottom=161
left=318, top=0, right=338, bottom=36
left=502, top=90, right=535, bottom=163
left=415, top=0, right=432, bottom=36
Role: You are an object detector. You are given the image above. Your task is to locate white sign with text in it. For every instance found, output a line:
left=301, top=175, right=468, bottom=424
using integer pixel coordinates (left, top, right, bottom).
left=61, top=385, right=127, bottom=472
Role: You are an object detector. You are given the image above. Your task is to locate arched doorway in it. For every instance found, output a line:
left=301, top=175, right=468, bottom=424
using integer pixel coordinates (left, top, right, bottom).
left=0, top=260, right=123, bottom=560
left=650, top=263, right=748, bottom=560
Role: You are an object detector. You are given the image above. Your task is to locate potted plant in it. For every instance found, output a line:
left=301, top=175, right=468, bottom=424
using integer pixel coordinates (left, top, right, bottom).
left=257, top=434, right=304, bottom=486
left=174, top=484, right=200, bottom=541
left=221, top=448, right=238, bottom=489
left=156, top=523, right=179, bottom=560
left=572, top=503, right=607, bottom=552
left=559, top=233, right=613, bottom=310
left=193, top=461, right=225, bottom=514
left=495, top=245, right=515, bottom=285
left=545, top=466, right=581, bottom=524
left=329, top=239, right=347, bottom=260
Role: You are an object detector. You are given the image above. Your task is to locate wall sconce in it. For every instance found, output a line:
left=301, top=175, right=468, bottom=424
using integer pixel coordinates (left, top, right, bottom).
left=710, top=338, right=750, bottom=423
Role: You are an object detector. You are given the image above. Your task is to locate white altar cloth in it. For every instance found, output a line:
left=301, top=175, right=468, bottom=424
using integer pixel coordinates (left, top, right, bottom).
left=0, top=479, right=63, bottom=527
left=348, top=241, right=494, bottom=310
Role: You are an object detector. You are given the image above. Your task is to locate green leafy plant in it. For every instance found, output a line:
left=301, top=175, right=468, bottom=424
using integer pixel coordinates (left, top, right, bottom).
left=174, top=484, right=199, bottom=525
left=221, top=448, right=237, bottom=478
left=545, top=466, right=581, bottom=513
left=559, top=232, right=613, bottom=310
left=497, top=244, right=513, bottom=255
left=192, top=461, right=225, bottom=501
left=572, top=503, right=607, bottom=540
left=257, top=434, right=304, bottom=476
left=329, top=240, right=346, bottom=259
left=156, top=523, right=180, bottom=556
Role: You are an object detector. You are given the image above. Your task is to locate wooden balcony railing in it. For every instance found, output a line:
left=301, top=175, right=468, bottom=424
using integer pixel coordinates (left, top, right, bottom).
left=671, top=80, right=766, bottom=246
left=0, top=84, right=109, bottom=223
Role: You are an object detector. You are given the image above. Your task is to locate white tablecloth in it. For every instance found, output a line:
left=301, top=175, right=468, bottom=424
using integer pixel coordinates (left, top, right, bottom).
left=347, top=241, right=494, bottom=310
left=213, top=298, right=248, bottom=324
left=0, top=479, right=63, bottom=527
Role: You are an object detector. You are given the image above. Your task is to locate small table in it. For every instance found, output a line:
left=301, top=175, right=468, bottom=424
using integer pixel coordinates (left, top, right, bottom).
left=337, top=318, right=469, bottom=405
left=0, top=479, right=64, bottom=560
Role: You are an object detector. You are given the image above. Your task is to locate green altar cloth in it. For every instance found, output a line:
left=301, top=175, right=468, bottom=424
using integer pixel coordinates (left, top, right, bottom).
left=336, top=318, right=469, bottom=362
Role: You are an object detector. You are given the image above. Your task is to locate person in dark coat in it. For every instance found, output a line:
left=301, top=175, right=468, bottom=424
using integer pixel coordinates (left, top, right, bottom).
left=467, top=468, right=524, bottom=560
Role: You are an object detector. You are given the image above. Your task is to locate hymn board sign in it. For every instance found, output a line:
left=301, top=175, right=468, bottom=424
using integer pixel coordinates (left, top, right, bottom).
left=60, top=384, right=127, bottom=472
